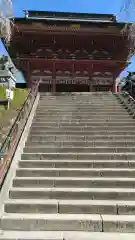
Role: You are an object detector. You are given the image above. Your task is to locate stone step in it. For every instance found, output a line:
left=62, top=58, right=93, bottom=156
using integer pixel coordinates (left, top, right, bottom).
left=30, top=126, right=135, bottom=130
left=23, top=146, right=135, bottom=153
left=38, top=100, right=120, bottom=102
left=32, top=120, right=135, bottom=124
left=39, top=97, right=115, bottom=99
left=32, top=122, right=135, bottom=127
left=9, top=187, right=135, bottom=200
left=4, top=199, right=58, bottom=214
left=38, top=99, right=118, bottom=101
left=38, top=104, right=119, bottom=106
left=37, top=105, right=125, bottom=108
left=0, top=213, right=102, bottom=231
left=38, top=104, right=122, bottom=106
left=21, top=153, right=135, bottom=160
left=34, top=117, right=131, bottom=122
left=39, top=94, right=113, bottom=96
left=1, top=231, right=134, bottom=240
left=29, top=130, right=135, bottom=135
left=34, top=113, right=130, bottom=117
left=37, top=105, right=124, bottom=107
left=26, top=137, right=135, bottom=143
left=39, top=98, right=117, bottom=100
left=37, top=102, right=122, bottom=104
left=39, top=96, right=116, bottom=98
left=15, top=168, right=135, bottom=178
left=13, top=176, right=135, bottom=189
left=39, top=94, right=115, bottom=96
left=27, top=134, right=135, bottom=142
left=38, top=106, right=124, bottom=109
left=38, top=98, right=124, bottom=101
left=30, top=128, right=135, bottom=134
left=36, top=106, right=126, bottom=109
left=39, top=96, right=115, bottom=98
left=38, top=98, right=119, bottom=101
left=40, top=100, right=116, bottom=102
left=0, top=231, right=63, bottom=240
left=36, top=110, right=127, bottom=114
left=38, top=98, right=117, bottom=100
left=37, top=103, right=123, bottom=106
left=25, top=141, right=135, bottom=148
left=38, top=101, right=122, bottom=103
left=37, top=112, right=128, bottom=116
left=38, top=107, right=123, bottom=110
left=35, top=110, right=129, bottom=114
left=38, top=103, right=118, bottom=105
left=37, top=102, right=121, bottom=104
left=35, top=113, right=129, bottom=117
left=39, top=100, right=115, bottom=102
left=40, top=94, right=115, bottom=97
left=2, top=213, right=135, bottom=232
left=35, top=109, right=128, bottom=113
left=39, top=93, right=113, bottom=95
left=37, top=108, right=126, bottom=111
left=18, top=160, right=133, bottom=169
left=31, top=125, right=135, bottom=131
left=39, top=95, right=116, bottom=97
left=5, top=199, right=135, bottom=215
left=34, top=117, right=132, bottom=121
left=38, top=99, right=120, bottom=101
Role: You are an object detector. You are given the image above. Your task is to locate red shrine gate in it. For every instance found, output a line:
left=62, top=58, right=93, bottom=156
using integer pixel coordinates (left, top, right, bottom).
left=5, top=10, right=130, bottom=92
left=32, top=65, right=113, bottom=92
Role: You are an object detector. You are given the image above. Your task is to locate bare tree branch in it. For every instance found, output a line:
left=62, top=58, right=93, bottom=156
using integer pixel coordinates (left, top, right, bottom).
left=0, top=0, right=14, bottom=44
left=119, top=0, right=135, bottom=55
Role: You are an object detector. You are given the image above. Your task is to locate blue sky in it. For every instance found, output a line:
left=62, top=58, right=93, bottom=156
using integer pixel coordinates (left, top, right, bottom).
left=0, top=0, right=135, bottom=78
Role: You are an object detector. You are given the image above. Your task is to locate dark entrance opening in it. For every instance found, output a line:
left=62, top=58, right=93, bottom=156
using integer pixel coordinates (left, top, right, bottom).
left=56, top=84, right=89, bottom=92
left=38, top=83, right=113, bottom=93
left=93, top=85, right=112, bottom=92
left=38, top=83, right=52, bottom=92
left=38, top=83, right=89, bottom=92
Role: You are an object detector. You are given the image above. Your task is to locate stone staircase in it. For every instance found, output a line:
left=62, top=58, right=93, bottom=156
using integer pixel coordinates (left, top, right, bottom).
left=1, top=92, right=135, bottom=239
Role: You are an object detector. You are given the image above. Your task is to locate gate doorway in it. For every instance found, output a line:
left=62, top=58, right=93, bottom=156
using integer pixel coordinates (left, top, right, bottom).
left=93, top=85, right=112, bottom=92
left=56, top=84, right=89, bottom=92
left=38, top=83, right=52, bottom=92
left=38, top=83, right=112, bottom=93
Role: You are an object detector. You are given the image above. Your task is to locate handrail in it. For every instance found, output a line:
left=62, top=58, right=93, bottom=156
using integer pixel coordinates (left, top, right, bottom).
left=125, top=91, right=135, bottom=103
left=116, top=91, right=135, bottom=117
left=120, top=91, right=135, bottom=105
left=0, top=80, right=39, bottom=188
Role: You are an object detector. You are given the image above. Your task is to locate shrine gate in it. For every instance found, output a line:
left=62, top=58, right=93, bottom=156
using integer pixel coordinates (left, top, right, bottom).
left=4, top=10, right=130, bottom=92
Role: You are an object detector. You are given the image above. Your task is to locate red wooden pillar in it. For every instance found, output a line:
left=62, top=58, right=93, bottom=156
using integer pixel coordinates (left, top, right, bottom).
left=20, top=59, right=31, bottom=89
left=117, top=85, right=120, bottom=92
left=112, top=73, right=117, bottom=93
left=88, top=70, right=91, bottom=92
left=27, top=61, right=32, bottom=89
left=112, top=80, right=116, bottom=92
left=72, top=62, right=75, bottom=79
left=52, top=61, right=56, bottom=93
left=89, top=64, right=93, bottom=92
